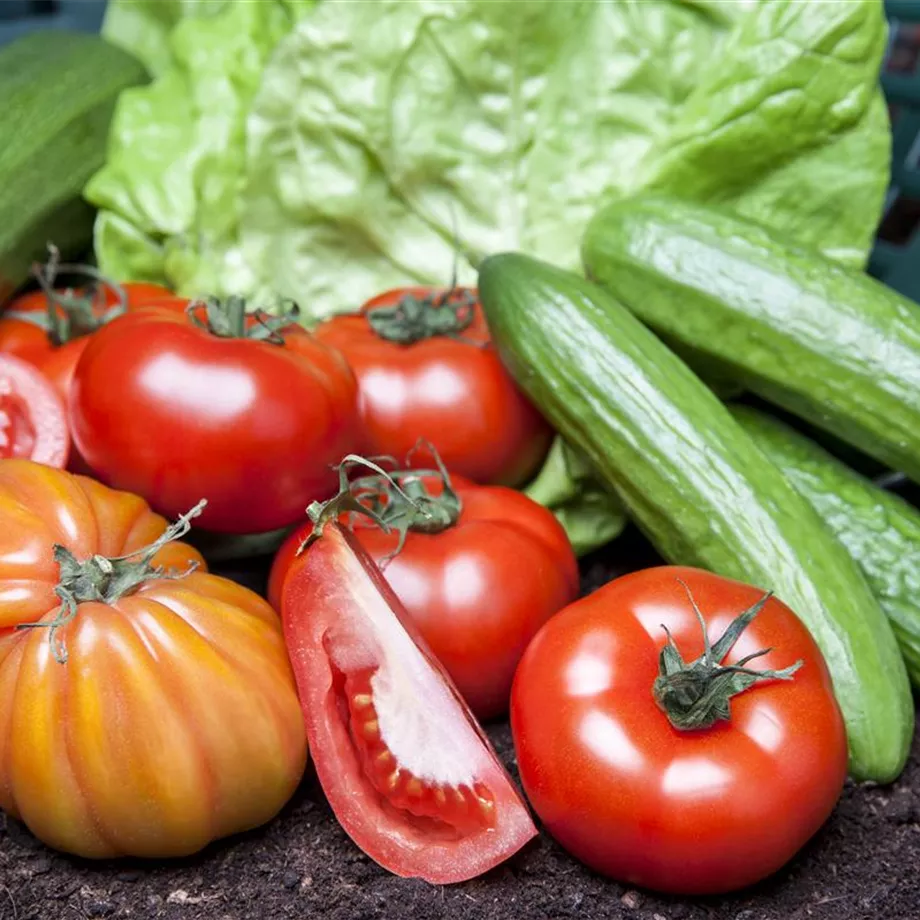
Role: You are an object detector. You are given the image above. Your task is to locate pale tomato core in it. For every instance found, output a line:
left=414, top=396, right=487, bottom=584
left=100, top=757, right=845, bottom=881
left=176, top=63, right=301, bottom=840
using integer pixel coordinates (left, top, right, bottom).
left=318, top=533, right=502, bottom=835
left=0, top=384, right=35, bottom=458
left=346, top=669, right=495, bottom=832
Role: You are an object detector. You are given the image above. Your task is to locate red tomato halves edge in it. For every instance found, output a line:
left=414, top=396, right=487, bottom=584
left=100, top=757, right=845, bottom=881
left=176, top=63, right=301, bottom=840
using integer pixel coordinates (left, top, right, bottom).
left=282, top=521, right=537, bottom=883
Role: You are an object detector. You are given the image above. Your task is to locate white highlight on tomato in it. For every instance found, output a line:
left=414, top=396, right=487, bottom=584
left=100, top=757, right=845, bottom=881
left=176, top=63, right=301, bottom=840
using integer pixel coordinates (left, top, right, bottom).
left=578, top=710, right=643, bottom=774
left=441, top=554, right=486, bottom=609
left=139, top=354, right=257, bottom=421
left=738, top=702, right=786, bottom=755
left=563, top=635, right=617, bottom=696
left=662, top=757, right=732, bottom=798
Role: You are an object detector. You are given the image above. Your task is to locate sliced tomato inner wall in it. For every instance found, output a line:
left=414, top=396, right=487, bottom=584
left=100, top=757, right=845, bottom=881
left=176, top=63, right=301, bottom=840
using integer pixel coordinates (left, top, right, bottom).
left=0, top=385, right=35, bottom=458
left=342, top=665, right=496, bottom=832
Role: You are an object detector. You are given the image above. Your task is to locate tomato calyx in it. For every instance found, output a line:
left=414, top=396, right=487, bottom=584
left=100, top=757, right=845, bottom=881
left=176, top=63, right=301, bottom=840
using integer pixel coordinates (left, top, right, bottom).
left=186, top=295, right=300, bottom=344
left=653, top=579, right=803, bottom=731
left=6, top=245, right=130, bottom=346
left=350, top=442, right=462, bottom=564
left=366, top=288, right=479, bottom=345
left=300, top=454, right=426, bottom=553
left=16, top=500, right=207, bottom=663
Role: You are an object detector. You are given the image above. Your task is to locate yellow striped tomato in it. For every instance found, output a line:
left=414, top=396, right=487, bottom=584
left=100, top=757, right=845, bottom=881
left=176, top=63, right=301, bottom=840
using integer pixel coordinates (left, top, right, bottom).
left=0, top=460, right=307, bottom=858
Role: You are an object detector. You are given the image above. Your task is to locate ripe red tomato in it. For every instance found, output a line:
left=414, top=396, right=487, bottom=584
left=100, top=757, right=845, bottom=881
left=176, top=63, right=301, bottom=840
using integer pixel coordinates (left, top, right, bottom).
left=511, top=566, right=848, bottom=895
left=0, top=460, right=307, bottom=858
left=70, top=300, right=361, bottom=533
left=0, top=354, right=69, bottom=467
left=281, top=486, right=537, bottom=883
left=270, top=470, right=578, bottom=719
left=0, top=281, right=182, bottom=404
left=313, top=287, right=552, bottom=486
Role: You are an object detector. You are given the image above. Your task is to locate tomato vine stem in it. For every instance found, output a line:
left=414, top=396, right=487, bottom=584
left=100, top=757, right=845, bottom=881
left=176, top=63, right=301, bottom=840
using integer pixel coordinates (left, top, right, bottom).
left=15, top=500, right=207, bottom=664
left=4, top=244, right=129, bottom=346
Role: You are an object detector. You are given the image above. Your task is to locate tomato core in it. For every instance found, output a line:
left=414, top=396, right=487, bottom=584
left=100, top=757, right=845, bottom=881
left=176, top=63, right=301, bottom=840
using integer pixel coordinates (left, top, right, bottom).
left=0, top=386, right=35, bottom=458
left=339, top=666, right=496, bottom=834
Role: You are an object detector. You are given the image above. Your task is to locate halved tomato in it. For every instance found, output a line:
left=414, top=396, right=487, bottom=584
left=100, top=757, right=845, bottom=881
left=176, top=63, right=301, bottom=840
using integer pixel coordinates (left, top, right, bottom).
left=0, top=354, right=69, bottom=467
left=281, top=496, right=537, bottom=883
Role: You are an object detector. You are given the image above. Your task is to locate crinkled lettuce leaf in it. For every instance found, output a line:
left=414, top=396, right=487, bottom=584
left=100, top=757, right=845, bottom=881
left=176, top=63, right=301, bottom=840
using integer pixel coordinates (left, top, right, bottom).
left=241, top=0, right=740, bottom=313
left=525, top=440, right=627, bottom=557
left=102, top=0, right=233, bottom=77
left=241, top=0, right=887, bottom=316
left=641, top=0, right=890, bottom=268
left=87, top=0, right=315, bottom=296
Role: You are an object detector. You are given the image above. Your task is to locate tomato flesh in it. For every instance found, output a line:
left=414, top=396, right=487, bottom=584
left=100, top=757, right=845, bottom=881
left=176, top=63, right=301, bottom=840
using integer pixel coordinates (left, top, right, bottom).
left=282, top=523, right=536, bottom=882
left=0, top=388, right=34, bottom=458
left=0, top=355, right=69, bottom=467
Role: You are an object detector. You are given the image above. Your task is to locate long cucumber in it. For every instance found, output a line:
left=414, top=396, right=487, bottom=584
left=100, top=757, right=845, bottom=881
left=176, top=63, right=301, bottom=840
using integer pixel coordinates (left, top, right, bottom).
left=0, top=32, right=147, bottom=304
left=582, top=196, right=920, bottom=484
left=478, top=253, right=912, bottom=783
left=733, top=404, right=920, bottom=685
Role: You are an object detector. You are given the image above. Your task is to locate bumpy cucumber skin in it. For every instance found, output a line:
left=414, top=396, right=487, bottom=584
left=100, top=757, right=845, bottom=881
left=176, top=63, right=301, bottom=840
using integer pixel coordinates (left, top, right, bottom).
left=582, top=196, right=920, bottom=485
left=478, top=253, right=912, bottom=783
left=734, top=405, right=920, bottom=685
left=0, top=32, right=147, bottom=304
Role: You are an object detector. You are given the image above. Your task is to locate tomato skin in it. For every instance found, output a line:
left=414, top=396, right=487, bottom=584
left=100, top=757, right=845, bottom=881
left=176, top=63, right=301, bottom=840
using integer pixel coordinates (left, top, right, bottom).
left=313, top=288, right=552, bottom=486
left=101, top=281, right=176, bottom=307
left=0, top=290, right=52, bottom=362
left=510, top=566, right=848, bottom=895
left=0, top=284, right=187, bottom=404
left=70, top=308, right=360, bottom=533
left=0, top=354, right=69, bottom=467
left=281, top=521, right=537, bottom=883
left=0, top=460, right=307, bottom=858
left=270, top=475, right=578, bottom=719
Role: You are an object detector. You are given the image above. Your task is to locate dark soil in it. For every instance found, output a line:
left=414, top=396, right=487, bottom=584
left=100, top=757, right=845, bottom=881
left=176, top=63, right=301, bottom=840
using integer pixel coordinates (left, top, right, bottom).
left=2, top=530, right=919, bottom=920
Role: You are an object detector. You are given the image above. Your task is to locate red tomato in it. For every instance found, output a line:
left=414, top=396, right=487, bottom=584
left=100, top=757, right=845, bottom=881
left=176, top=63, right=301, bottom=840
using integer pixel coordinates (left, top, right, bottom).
left=313, top=287, right=552, bottom=486
left=0, top=461, right=306, bottom=858
left=70, top=302, right=361, bottom=533
left=281, top=502, right=537, bottom=883
left=101, top=281, right=176, bottom=307
left=511, top=566, right=847, bottom=895
left=0, top=282, right=184, bottom=404
left=0, top=354, right=69, bottom=467
left=270, top=472, right=579, bottom=719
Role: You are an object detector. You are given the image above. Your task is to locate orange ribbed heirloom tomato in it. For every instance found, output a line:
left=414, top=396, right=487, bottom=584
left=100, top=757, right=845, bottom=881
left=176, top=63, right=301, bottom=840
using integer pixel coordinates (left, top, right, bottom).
left=0, top=460, right=307, bottom=858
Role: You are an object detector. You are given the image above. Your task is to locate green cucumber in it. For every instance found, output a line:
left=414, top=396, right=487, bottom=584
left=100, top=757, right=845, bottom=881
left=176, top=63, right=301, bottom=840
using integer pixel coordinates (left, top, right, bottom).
left=581, top=196, right=920, bottom=484
left=733, top=404, right=920, bottom=686
left=0, top=32, right=147, bottom=305
left=478, top=253, right=912, bottom=783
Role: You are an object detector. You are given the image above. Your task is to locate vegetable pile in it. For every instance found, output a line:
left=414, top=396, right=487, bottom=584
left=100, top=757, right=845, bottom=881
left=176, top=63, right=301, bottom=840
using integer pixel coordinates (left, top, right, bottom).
left=0, top=0, right=916, bottom=903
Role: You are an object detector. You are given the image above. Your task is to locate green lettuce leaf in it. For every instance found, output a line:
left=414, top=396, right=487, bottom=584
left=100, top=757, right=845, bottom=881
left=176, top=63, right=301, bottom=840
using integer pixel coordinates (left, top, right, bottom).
left=240, top=0, right=887, bottom=316
left=641, top=0, right=890, bottom=268
left=525, top=439, right=627, bottom=557
left=241, top=0, right=738, bottom=313
left=87, top=0, right=315, bottom=295
left=102, top=0, right=233, bottom=77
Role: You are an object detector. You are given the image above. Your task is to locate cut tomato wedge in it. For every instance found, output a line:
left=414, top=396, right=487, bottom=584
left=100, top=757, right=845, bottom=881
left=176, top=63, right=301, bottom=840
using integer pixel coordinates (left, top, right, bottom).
left=0, top=354, right=69, bottom=467
left=282, top=519, right=537, bottom=883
